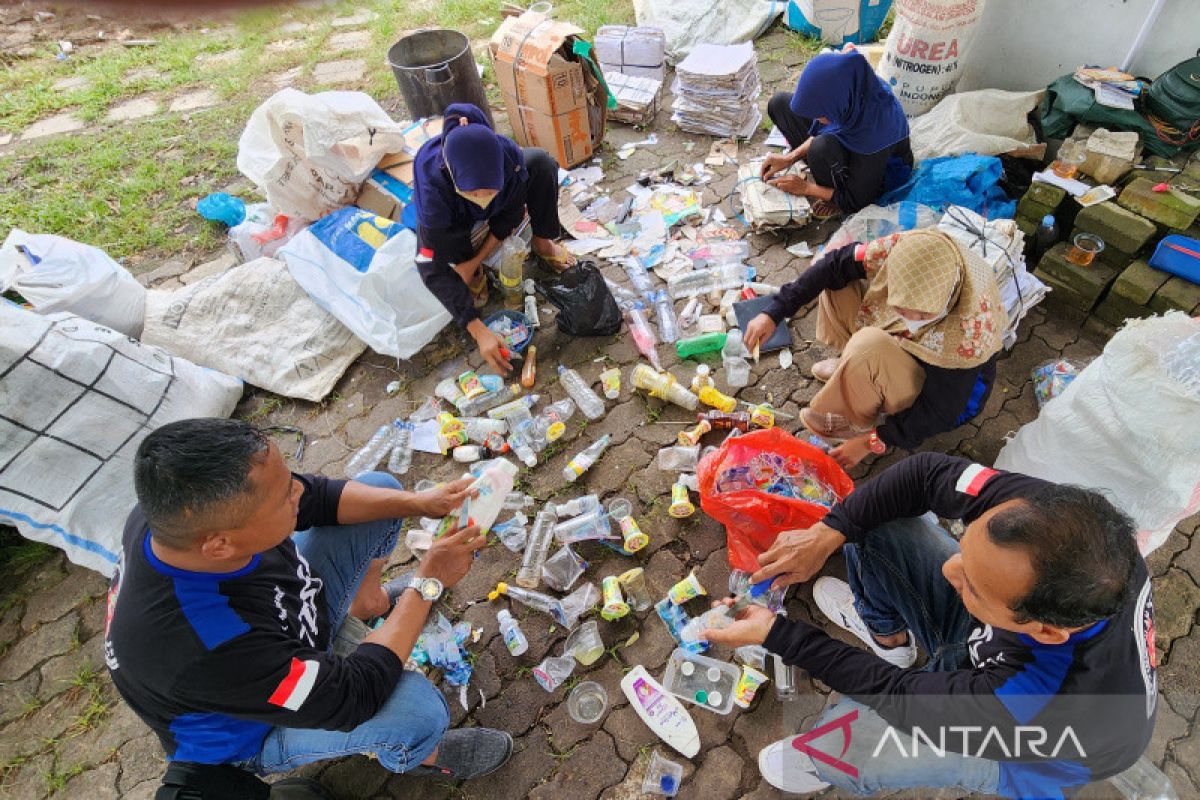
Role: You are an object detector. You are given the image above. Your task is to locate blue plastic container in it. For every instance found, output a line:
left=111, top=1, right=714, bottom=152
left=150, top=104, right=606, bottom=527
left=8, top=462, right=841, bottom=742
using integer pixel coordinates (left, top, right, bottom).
left=483, top=310, right=534, bottom=354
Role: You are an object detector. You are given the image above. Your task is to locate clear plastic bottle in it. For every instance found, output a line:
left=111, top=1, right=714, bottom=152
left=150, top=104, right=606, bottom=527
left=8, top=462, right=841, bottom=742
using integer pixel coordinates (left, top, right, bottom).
left=554, top=494, right=601, bottom=518
left=516, top=506, right=558, bottom=588
left=490, top=581, right=568, bottom=626
left=504, top=492, right=535, bottom=510
left=631, top=364, right=700, bottom=411
left=773, top=653, right=798, bottom=700
left=507, top=416, right=539, bottom=468
left=385, top=421, right=414, bottom=475
left=622, top=257, right=655, bottom=297
left=457, top=384, right=522, bottom=417
left=557, top=366, right=606, bottom=420
left=651, top=290, right=679, bottom=344
left=1033, top=214, right=1059, bottom=264
left=487, top=394, right=540, bottom=421
left=496, top=609, right=529, bottom=656
left=498, top=236, right=528, bottom=309
left=524, top=294, right=540, bottom=327
left=563, top=434, right=612, bottom=482
left=678, top=296, right=703, bottom=331
left=533, top=653, right=576, bottom=691
left=345, top=423, right=396, bottom=478
left=605, top=278, right=641, bottom=311
left=626, top=305, right=663, bottom=371
left=520, top=345, right=538, bottom=389
left=533, top=398, right=576, bottom=443
left=667, top=263, right=751, bottom=299
left=656, top=445, right=701, bottom=472
left=722, top=329, right=751, bottom=389
left=1109, top=755, right=1179, bottom=800
left=554, top=508, right=614, bottom=542
left=461, top=417, right=508, bottom=442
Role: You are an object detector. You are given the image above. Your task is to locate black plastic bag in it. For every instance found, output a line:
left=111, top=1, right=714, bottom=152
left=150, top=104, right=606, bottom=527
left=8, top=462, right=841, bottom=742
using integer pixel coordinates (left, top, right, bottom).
left=536, top=261, right=622, bottom=337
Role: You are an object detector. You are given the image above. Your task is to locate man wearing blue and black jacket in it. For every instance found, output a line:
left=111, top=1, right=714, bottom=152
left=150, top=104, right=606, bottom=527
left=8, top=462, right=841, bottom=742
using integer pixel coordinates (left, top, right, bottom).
left=706, top=453, right=1156, bottom=799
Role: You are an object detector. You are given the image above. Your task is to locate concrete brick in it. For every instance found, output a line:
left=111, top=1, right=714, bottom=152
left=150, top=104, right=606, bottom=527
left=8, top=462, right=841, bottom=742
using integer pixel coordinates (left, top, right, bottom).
left=1017, top=195, right=1057, bottom=224
left=1094, top=291, right=1151, bottom=327
left=1149, top=275, right=1200, bottom=314
left=1118, top=177, right=1200, bottom=230
left=1083, top=314, right=1118, bottom=341
left=1073, top=200, right=1158, bottom=254
left=1025, top=182, right=1067, bottom=209
left=1112, top=259, right=1172, bottom=305
left=1014, top=215, right=1037, bottom=238
left=1034, top=242, right=1119, bottom=308
left=1033, top=268, right=1097, bottom=314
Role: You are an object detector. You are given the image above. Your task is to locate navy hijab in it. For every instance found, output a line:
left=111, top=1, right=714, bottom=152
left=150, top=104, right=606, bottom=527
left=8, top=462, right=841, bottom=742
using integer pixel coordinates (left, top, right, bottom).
left=412, top=103, right=527, bottom=229
left=789, top=51, right=909, bottom=155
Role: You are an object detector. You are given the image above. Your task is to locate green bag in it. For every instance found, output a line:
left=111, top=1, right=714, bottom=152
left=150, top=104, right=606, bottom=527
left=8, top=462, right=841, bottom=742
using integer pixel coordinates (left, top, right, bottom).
left=1145, top=54, right=1200, bottom=150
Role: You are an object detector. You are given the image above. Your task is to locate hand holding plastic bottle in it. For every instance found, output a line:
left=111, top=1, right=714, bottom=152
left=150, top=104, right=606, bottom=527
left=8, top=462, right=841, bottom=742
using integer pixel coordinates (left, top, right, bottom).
left=417, top=523, right=485, bottom=589
left=750, top=522, right=846, bottom=590
left=698, top=599, right=777, bottom=647
left=742, top=313, right=777, bottom=353
left=417, top=477, right=477, bottom=517
left=468, top=319, right=513, bottom=375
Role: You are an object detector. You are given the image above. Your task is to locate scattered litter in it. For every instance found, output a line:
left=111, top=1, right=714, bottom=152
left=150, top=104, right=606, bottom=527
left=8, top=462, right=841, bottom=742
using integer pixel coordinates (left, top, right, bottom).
left=617, top=133, right=659, bottom=159
left=785, top=241, right=813, bottom=258
left=705, top=139, right=739, bottom=167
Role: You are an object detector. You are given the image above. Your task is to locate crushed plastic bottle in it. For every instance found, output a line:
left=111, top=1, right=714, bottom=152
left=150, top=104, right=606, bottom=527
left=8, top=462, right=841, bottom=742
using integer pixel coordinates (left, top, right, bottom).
left=1109, top=755, right=1180, bottom=800
left=532, top=653, right=576, bottom=691
left=622, top=257, right=655, bottom=298
left=515, top=506, right=558, bottom=588
left=492, top=513, right=528, bottom=552
left=563, top=434, right=612, bottom=482
left=722, top=329, right=751, bottom=389
left=631, top=364, right=700, bottom=411
left=625, top=305, right=663, bottom=371
left=487, top=394, right=540, bottom=421
left=385, top=421, right=414, bottom=475
left=554, top=494, right=602, bottom=518
left=345, top=423, right=396, bottom=478
left=667, top=263, right=752, bottom=300
left=557, top=366, right=606, bottom=420
left=461, top=417, right=508, bottom=442
left=651, top=290, right=679, bottom=344
left=656, top=445, right=701, bottom=472
left=542, top=545, right=587, bottom=591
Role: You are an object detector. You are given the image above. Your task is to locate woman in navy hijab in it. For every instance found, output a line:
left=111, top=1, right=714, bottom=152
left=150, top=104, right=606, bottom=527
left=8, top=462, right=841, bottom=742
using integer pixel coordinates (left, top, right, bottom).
left=763, top=48, right=911, bottom=218
left=414, top=103, right=574, bottom=374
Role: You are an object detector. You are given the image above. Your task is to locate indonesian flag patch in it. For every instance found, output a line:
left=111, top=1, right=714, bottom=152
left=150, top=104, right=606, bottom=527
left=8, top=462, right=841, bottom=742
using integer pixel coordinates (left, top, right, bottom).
left=268, top=658, right=320, bottom=711
left=416, top=247, right=433, bottom=263
left=956, top=463, right=999, bottom=496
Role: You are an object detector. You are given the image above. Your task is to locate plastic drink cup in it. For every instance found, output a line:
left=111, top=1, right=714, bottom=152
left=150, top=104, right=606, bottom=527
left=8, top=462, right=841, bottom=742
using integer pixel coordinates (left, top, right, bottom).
left=642, top=751, right=684, bottom=796
left=542, top=545, right=587, bottom=592
left=1067, top=233, right=1105, bottom=266
left=656, top=445, right=700, bottom=472
left=667, top=571, right=706, bottom=605
left=1052, top=149, right=1086, bottom=179
left=599, top=367, right=621, bottom=399
left=668, top=482, right=696, bottom=518
left=618, top=568, right=653, bottom=611
left=566, top=681, right=608, bottom=724
left=698, top=385, right=737, bottom=412
left=564, top=619, right=605, bottom=665
left=601, top=576, right=631, bottom=620
left=617, top=515, right=649, bottom=552
left=553, top=508, right=613, bottom=543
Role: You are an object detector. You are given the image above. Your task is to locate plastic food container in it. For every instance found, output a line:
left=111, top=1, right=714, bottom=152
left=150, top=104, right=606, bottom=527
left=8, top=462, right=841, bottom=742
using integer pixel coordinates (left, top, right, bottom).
left=661, top=647, right=740, bottom=714
left=483, top=310, right=534, bottom=353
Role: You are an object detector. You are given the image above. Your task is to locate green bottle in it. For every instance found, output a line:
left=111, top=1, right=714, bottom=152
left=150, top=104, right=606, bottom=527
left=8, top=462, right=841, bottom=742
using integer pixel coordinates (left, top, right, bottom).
left=675, top=332, right=728, bottom=359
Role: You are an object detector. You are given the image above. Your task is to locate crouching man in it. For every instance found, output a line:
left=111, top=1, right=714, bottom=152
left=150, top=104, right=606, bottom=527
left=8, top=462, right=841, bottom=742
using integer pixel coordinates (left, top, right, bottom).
left=105, top=418, right=512, bottom=784
left=706, top=453, right=1156, bottom=799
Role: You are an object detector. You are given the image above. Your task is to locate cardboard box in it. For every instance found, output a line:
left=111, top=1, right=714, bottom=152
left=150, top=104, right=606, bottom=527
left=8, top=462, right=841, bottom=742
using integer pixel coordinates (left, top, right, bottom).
left=490, top=11, right=606, bottom=167
left=354, top=118, right=444, bottom=221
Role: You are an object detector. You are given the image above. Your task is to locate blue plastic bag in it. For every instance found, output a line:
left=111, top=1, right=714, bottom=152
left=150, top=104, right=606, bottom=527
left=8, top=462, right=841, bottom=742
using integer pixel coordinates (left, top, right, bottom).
left=878, top=154, right=1016, bottom=219
left=197, top=192, right=246, bottom=227
left=307, top=207, right=405, bottom=273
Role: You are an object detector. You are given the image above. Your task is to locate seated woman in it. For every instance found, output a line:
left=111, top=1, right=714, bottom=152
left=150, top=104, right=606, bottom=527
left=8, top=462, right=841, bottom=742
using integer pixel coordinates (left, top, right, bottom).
left=414, top=103, right=575, bottom=374
left=763, top=49, right=912, bottom=218
left=743, top=230, right=1007, bottom=468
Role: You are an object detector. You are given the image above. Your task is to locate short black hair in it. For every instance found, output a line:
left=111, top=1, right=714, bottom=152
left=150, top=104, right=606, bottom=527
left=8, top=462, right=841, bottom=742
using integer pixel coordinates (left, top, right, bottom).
left=986, top=484, right=1138, bottom=629
left=134, top=418, right=270, bottom=548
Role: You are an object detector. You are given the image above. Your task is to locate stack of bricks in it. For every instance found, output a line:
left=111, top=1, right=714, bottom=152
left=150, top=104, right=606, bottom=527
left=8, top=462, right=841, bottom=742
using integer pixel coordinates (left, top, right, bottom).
left=1025, top=150, right=1200, bottom=337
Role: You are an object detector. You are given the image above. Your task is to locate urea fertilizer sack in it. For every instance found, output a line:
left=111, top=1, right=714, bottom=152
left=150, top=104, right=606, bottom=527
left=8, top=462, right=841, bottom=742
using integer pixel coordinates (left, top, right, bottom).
left=878, top=0, right=987, bottom=116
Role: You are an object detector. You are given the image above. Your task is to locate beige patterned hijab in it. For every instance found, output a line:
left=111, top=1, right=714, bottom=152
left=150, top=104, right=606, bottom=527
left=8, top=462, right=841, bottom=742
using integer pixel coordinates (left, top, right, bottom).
left=857, top=229, right=1007, bottom=370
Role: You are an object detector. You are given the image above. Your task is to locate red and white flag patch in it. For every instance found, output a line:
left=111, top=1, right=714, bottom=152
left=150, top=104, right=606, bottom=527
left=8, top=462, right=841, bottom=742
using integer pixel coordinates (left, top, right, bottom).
left=416, top=247, right=434, bottom=263
left=956, top=463, right=998, bottom=496
left=268, top=658, right=320, bottom=711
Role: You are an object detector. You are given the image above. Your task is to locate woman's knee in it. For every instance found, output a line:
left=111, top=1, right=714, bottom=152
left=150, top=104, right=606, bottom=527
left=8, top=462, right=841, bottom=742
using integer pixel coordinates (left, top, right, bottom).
left=767, top=91, right=793, bottom=126
left=524, top=147, right=558, bottom=177
left=842, top=326, right=896, bottom=360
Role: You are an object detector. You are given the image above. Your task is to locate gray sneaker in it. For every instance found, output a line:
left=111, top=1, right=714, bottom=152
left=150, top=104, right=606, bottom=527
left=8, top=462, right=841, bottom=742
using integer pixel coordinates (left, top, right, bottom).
left=407, top=728, right=514, bottom=781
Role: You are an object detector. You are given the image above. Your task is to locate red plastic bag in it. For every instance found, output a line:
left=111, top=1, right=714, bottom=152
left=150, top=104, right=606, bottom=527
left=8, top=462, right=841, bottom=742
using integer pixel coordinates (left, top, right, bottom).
left=697, top=427, right=855, bottom=573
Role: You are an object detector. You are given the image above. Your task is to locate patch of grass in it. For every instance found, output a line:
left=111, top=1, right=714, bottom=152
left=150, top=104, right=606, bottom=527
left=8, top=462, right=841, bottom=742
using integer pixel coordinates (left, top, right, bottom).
left=0, top=528, right=55, bottom=612
left=43, top=763, right=84, bottom=794
left=244, top=395, right=286, bottom=422
left=64, top=664, right=110, bottom=736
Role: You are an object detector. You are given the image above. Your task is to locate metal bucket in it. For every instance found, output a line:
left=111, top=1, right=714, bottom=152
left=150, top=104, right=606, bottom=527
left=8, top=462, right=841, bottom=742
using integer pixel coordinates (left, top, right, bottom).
left=387, top=29, right=493, bottom=125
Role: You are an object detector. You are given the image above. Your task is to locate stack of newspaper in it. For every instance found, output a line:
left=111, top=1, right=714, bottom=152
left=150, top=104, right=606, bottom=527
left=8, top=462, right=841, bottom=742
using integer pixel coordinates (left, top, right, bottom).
left=937, top=205, right=1048, bottom=349
left=737, top=160, right=811, bottom=230
left=672, top=42, right=762, bottom=139
left=595, top=25, right=667, bottom=82
left=605, top=71, right=663, bottom=125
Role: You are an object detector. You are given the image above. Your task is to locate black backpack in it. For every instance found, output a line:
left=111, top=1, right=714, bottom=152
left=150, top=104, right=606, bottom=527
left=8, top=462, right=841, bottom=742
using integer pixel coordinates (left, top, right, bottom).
left=1144, top=53, right=1200, bottom=150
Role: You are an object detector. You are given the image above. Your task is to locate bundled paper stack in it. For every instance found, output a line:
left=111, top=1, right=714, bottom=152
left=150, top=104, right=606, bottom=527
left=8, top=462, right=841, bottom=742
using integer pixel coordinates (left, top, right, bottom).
left=595, top=25, right=667, bottom=82
left=604, top=71, right=662, bottom=125
left=671, top=42, right=762, bottom=139
left=937, top=205, right=1048, bottom=349
left=736, top=160, right=810, bottom=230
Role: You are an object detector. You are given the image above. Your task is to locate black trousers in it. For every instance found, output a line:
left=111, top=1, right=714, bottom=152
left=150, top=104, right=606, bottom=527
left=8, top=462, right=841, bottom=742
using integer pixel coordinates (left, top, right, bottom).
left=767, top=91, right=912, bottom=214
left=417, top=147, right=562, bottom=328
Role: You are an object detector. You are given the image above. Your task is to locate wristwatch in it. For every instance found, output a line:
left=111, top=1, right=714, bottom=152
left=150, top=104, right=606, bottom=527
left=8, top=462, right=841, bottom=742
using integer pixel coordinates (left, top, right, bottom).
left=867, top=430, right=887, bottom=455
left=406, top=575, right=444, bottom=602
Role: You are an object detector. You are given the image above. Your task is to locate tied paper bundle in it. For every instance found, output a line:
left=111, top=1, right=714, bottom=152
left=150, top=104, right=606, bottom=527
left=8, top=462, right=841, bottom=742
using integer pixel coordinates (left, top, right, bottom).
left=605, top=71, right=663, bottom=125
left=595, top=25, right=667, bottom=82
left=671, top=42, right=762, bottom=139
left=736, top=160, right=811, bottom=230
left=937, top=205, right=1048, bottom=349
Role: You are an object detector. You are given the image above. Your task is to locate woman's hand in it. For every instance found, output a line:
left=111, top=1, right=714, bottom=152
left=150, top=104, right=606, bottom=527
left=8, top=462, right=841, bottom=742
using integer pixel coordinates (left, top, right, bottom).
left=751, top=522, right=846, bottom=590
left=743, top=313, right=778, bottom=353
left=830, top=434, right=872, bottom=470
left=768, top=174, right=813, bottom=197
left=760, top=152, right=794, bottom=182
left=701, top=600, right=778, bottom=647
left=468, top=320, right=513, bottom=375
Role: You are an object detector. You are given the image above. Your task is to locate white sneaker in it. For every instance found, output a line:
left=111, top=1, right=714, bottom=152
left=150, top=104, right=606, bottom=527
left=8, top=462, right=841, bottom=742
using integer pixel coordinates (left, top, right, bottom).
left=758, top=736, right=831, bottom=794
left=812, top=577, right=917, bottom=668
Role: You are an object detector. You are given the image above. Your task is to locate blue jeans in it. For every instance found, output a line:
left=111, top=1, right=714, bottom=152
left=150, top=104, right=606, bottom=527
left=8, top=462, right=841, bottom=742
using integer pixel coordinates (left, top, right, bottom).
left=809, top=515, right=1000, bottom=795
left=246, top=472, right=450, bottom=775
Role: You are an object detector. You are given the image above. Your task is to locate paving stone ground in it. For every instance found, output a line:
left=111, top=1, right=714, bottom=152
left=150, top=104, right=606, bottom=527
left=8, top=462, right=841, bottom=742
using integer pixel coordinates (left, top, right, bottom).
left=2, top=18, right=1199, bottom=800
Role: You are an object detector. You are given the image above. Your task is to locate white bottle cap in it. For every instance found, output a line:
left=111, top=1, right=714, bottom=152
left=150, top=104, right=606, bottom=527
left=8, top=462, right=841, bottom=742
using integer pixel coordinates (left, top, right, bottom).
left=707, top=690, right=722, bottom=707
left=679, top=661, right=695, bottom=676
left=706, top=666, right=722, bottom=683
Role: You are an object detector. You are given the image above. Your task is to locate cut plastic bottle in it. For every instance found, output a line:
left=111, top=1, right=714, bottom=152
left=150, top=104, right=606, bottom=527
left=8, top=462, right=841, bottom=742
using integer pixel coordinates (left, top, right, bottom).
left=515, top=506, right=558, bottom=588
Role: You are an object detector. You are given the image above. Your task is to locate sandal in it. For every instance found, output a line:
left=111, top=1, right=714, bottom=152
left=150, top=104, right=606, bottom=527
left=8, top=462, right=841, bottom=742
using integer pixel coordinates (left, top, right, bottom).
left=468, top=271, right=490, bottom=308
left=808, top=199, right=843, bottom=221
left=535, top=241, right=577, bottom=273
left=800, top=408, right=870, bottom=440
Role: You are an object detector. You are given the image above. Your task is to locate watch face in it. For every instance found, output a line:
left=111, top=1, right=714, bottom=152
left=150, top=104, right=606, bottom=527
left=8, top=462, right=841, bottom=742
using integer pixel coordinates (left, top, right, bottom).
left=418, top=578, right=442, bottom=601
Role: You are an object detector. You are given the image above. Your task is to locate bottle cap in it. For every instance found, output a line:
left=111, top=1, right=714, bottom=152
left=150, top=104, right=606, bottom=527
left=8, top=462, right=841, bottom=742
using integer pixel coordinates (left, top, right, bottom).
left=661, top=775, right=678, bottom=793
left=1042, top=214, right=1055, bottom=226
left=680, top=661, right=695, bottom=676
left=695, top=690, right=708, bottom=704
left=708, top=690, right=723, bottom=707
